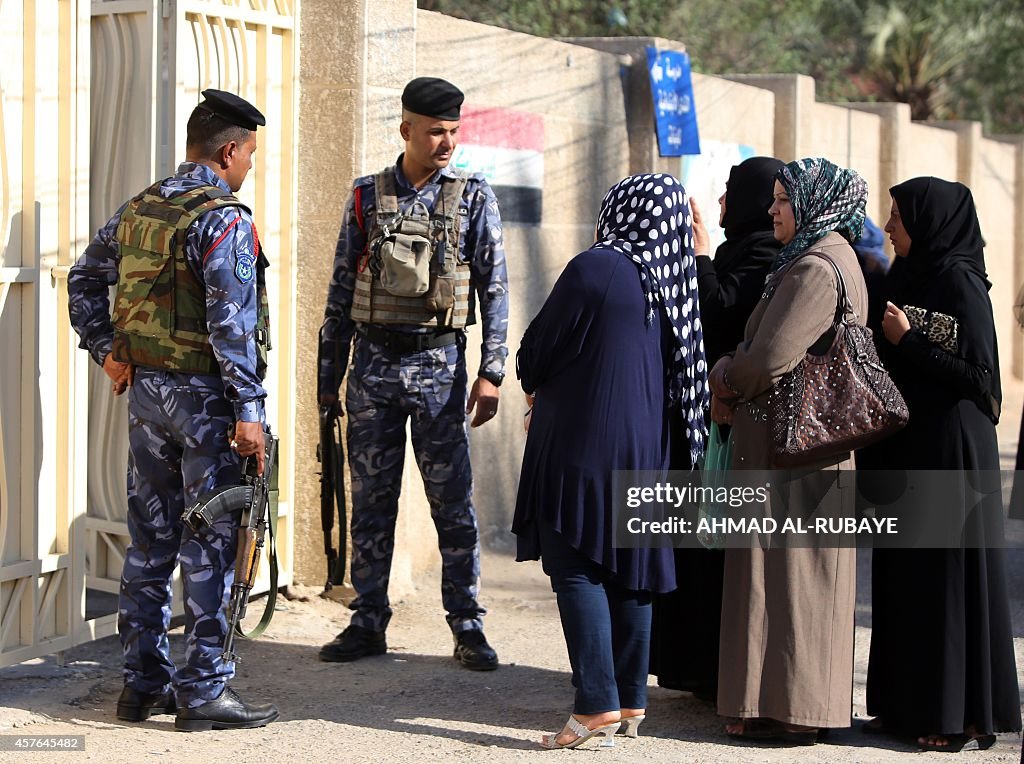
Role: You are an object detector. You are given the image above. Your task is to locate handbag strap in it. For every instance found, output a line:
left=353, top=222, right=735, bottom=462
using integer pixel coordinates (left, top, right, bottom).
left=781, top=250, right=859, bottom=328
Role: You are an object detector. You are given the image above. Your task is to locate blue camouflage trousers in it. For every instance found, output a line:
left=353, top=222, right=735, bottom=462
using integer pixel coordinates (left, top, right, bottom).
left=120, top=368, right=242, bottom=708
left=345, top=333, right=485, bottom=634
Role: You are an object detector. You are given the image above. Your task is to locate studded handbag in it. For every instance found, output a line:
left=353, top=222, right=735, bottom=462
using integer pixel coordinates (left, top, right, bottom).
left=766, top=252, right=908, bottom=467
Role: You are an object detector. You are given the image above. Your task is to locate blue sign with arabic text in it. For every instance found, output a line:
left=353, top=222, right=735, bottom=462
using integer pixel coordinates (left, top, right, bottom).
left=646, top=47, right=700, bottom=156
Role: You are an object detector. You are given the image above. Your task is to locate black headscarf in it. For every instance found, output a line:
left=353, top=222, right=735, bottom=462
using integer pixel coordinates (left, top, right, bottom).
left=712, top=156, right=783, bottom=274
left=722, top=157, right=784, bottom=238
left=890, top=176, right=989, bottom=287
left=698, top=157, right=782, bottom=367
left=886, top=177, right=1000, bottom=421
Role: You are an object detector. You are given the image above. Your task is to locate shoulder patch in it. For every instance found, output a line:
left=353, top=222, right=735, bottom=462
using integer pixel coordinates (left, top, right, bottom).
left=235, top=253, right=256, bottom=284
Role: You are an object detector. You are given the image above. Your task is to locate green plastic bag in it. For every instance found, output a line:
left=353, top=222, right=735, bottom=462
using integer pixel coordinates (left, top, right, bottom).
left=697, top=421, right=734, bottom=550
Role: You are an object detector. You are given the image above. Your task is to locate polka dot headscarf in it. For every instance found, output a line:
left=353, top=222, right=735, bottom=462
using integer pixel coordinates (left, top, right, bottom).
left=595, top=173, right=709, bottom=465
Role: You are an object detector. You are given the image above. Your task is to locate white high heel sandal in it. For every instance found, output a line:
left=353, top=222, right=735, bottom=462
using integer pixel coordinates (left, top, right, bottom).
left=540, top=715, right=620, bottom=749
left=617, top=714, right=646, bottom=738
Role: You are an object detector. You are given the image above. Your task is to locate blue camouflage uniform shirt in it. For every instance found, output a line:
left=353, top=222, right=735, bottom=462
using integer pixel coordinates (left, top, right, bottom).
left=318, top=155, right=509, bottom=397
left=68, top=162, right=267, bottom=422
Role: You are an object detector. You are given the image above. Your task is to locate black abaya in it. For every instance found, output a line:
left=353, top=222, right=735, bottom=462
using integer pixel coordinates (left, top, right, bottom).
left=862, top=178, right=1021, bottom=737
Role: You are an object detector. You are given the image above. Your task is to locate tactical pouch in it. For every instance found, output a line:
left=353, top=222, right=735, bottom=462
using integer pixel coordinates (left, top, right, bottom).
left=424, top=273, right=455, bottom=314
left=377, top=231, right=432, bottom=297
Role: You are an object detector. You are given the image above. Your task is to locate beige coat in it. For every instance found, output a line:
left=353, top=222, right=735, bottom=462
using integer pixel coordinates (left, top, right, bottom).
left=716, top=232, right=867, bottom=728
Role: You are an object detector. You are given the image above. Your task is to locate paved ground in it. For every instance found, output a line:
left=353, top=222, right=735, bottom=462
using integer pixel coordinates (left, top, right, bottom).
left=0, top=542, right=1022, bottom=764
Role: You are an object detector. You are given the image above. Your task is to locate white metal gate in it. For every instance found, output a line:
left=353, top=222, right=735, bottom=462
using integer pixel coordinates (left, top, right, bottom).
left=0, top=0, right=93, bottom=666
left=0, top=0, right=297, bottom=667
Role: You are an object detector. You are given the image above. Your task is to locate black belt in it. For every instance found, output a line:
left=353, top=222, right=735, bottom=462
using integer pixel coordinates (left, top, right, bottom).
left=358, top=325, right=458, bottom=354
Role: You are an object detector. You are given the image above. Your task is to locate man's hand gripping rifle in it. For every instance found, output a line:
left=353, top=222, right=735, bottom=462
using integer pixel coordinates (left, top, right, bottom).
left=182, top=430, right=279, bottom=662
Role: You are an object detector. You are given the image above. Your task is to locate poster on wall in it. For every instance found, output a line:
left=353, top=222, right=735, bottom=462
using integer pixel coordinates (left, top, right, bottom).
left=681, top=140, right=755, bottom=252
left=646, top=47, right=700, bottom=157
left=451, top=106, right=544, bottom=225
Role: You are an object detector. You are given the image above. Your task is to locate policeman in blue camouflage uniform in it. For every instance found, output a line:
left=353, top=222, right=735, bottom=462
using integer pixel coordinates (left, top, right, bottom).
left=68, top=90, right=278, bottom=730
left=317, top=77, right=508, bottom=670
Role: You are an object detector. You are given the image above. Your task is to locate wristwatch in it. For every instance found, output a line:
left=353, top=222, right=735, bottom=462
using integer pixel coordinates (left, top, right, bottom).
left=479, top=369, right=504, bottom=387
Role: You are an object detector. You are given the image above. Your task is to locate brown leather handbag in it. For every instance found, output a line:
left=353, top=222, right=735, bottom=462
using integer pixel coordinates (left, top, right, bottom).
left=766, top=252, right=908, bottom=467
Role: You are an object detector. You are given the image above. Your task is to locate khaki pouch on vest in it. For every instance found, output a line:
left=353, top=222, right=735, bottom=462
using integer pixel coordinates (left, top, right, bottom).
left=378, top=232, right=432, bottom=297
left=425, top=273, right=455, bottom=314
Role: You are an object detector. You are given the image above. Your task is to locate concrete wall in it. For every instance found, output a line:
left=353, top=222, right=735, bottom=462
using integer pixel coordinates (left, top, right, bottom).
left=293, top=3, right=1024, bottom=595
left=415, top=13, right=631, bottom=566
left=691, top=73, right=776, bottom=157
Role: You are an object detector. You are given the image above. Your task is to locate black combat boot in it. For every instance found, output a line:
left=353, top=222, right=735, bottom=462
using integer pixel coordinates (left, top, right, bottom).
left=174, top=686, right=279, bottom=731
left=116, top=686, right=177, bottom=722
left=318, top=624, right=387, bottom=662
left=453, top=629, right=499, bottom=671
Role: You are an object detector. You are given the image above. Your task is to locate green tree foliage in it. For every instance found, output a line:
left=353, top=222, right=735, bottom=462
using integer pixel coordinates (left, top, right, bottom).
left=417, top=0, right=1022, bottom=133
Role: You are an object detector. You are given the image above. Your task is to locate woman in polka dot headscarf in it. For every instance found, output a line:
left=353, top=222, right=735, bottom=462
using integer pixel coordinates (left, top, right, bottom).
left=513, top=173, right=706, bottom=749
left=594, top=173, right=710, bottom=465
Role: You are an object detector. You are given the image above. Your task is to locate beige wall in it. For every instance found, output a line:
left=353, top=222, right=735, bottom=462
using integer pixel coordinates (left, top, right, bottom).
left=418, top=12, right=629, bottom=576
left=905, top=123, right=960, bottom=181
left=691, top=73, right=776, bottom=157
left=293, top=5, right=1024, bottom=595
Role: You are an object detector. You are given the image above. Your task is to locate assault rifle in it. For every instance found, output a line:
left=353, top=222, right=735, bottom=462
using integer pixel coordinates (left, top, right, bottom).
left=182, top=429, right=279, bottom=662
left=318, top=404, right=347, bottom=592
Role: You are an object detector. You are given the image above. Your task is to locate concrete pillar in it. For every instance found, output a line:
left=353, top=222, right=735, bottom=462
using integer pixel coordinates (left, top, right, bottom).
left=725, top=74, right=815, bottom=162
left=295, top=0, right=442, bottom=598
left=847, top=101, right=912, bottom=225
left=929, top=120, right=983, bottom=189
left=992, top=135, right=1024, bottom=379
left=1012, top=138, right=1024, bottom=379
left=295, top=0, right=366, bottom=588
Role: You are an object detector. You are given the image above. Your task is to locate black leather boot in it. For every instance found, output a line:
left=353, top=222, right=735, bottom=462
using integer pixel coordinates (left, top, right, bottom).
left=116, top=686, right=177, bottom=722
left=453, top=629, right=499, bottom=671
left=174, top=686, right=279, bottom=731
left=318, top=624, right=387, bottom=662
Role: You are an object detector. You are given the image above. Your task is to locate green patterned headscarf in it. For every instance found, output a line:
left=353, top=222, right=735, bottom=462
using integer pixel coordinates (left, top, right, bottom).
left=769, top=157, right=868, bottom=273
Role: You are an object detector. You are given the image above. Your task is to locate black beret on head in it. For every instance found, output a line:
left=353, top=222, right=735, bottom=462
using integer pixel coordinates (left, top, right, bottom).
left=401, top=77, right=464, bottom=120
left=199, top=89, right=266, bottom=130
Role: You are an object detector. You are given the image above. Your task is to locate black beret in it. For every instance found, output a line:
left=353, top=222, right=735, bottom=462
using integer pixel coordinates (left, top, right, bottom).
left=199, top=89, right=266, bottom=130
left=401, top=77, right=464, bottom=120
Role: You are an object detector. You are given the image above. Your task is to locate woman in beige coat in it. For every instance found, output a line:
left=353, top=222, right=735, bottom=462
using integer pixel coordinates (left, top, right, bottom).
left=707, top=157, right=869, bottom=743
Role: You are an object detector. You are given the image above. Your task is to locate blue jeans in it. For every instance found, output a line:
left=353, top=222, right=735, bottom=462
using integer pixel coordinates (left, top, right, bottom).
left=539, top=523, right=652, bottom=715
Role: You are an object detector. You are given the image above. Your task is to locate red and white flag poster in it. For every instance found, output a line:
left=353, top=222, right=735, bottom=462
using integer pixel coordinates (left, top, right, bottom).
left=452, top=106, right=544, bottom=225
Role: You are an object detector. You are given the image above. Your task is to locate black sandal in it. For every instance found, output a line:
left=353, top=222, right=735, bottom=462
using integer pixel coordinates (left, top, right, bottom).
left=917, top=733, right=996, bottom=752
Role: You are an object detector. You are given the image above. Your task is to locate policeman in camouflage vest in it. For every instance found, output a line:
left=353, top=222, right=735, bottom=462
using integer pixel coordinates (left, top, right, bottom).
left=317, top=77, right=509, bottom=670
left=68, top=90, right=278, bottom=731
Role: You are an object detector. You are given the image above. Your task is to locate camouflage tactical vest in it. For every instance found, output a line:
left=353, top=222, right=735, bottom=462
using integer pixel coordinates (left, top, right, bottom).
left=111, top=181, right=271, bottom=378
left=351, top=169, right=471, bottom=328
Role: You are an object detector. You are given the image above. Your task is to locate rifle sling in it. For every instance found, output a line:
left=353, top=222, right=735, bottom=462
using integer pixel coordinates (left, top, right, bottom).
left=234, top=496, right=279, bottom=640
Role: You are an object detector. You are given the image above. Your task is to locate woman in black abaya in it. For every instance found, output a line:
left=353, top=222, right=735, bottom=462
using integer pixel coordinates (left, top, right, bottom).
left=863, top=177, right=1021, bottom=751
left=649, top=156, right=782, bottom=701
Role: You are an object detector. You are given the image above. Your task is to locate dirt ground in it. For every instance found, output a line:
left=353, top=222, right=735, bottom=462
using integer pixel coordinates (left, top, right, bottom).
left=1, top=548, right=1022, bottom=764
